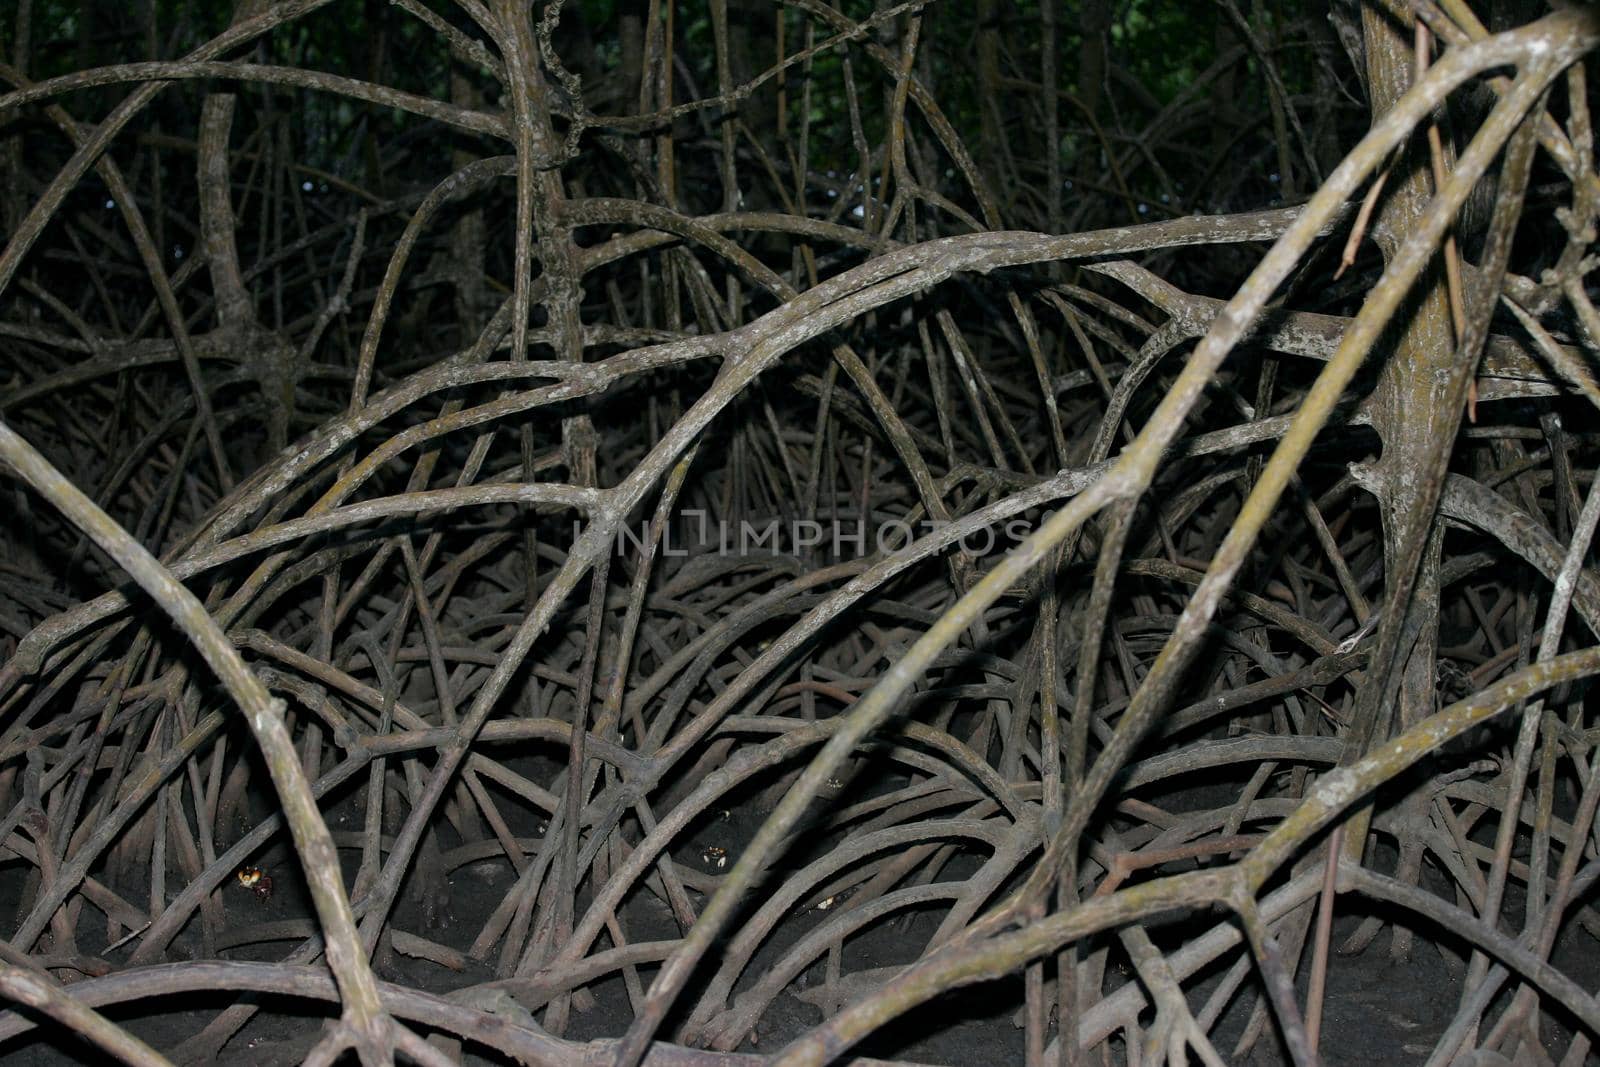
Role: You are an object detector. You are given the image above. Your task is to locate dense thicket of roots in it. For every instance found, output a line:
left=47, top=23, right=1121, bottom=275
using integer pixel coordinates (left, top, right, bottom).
left=2, top=2, right=1600, bottom=1065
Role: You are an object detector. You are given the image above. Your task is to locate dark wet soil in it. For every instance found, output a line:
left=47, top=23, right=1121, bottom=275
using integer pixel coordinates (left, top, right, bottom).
left=4, top=779, right=1597, bottom=1066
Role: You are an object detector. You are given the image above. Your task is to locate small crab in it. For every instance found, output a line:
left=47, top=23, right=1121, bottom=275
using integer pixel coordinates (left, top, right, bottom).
left=810, top=888, right=852, bottom=913
left=701, top=845, right=728, bottom=869
left=236, top=866, right=273, bottom=900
